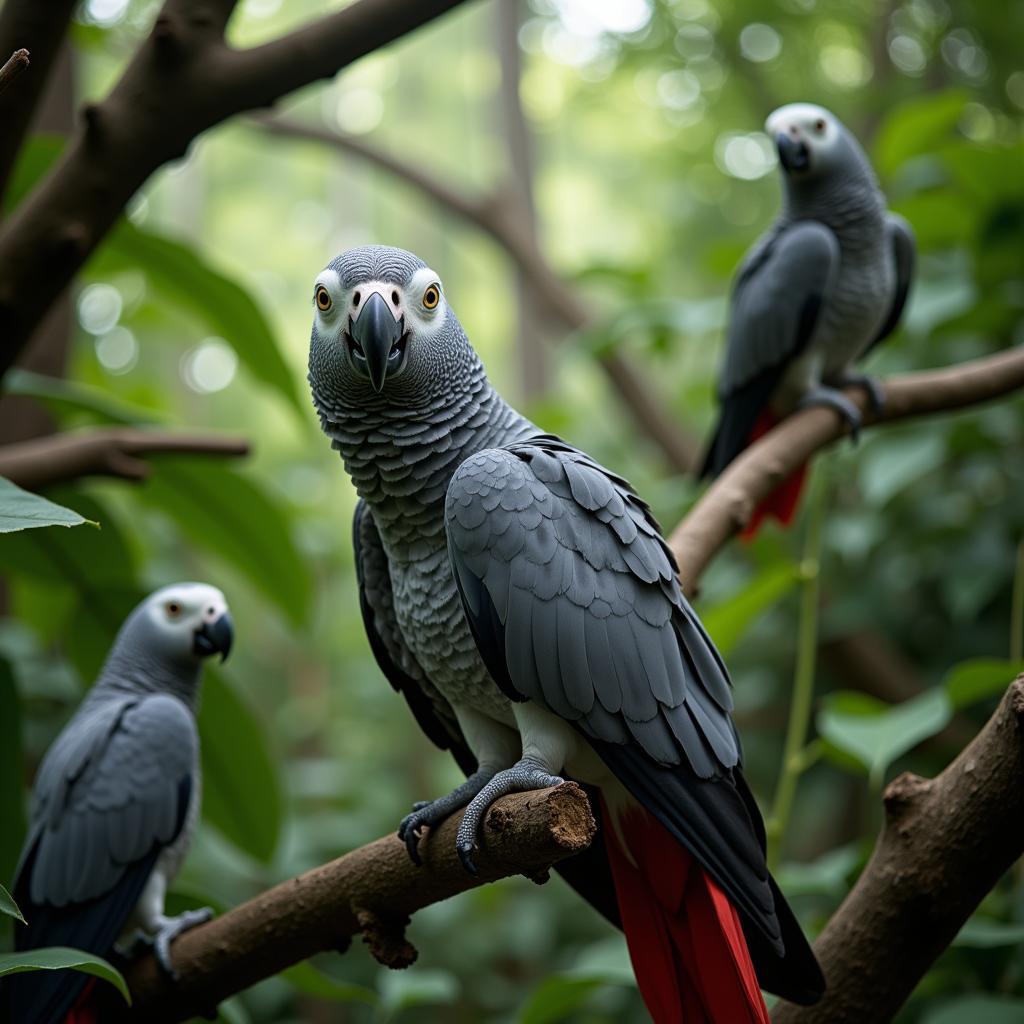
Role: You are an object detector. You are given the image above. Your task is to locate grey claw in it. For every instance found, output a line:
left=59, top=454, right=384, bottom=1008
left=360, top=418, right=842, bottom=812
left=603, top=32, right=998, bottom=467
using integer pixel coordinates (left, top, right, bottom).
left=152, top=908, right=213, bottom=983
left=457, top=842, right=478, bottom=875
left=411, top=800, right=430, bottom=812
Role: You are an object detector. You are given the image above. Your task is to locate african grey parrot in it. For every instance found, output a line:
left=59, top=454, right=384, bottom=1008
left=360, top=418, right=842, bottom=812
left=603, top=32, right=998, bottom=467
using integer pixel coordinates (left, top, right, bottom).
left=4, top=583, right=233, bottom=1024
left=700, top=102, right=915, bottom=534
left=308, top=245, right=824, bottom=1022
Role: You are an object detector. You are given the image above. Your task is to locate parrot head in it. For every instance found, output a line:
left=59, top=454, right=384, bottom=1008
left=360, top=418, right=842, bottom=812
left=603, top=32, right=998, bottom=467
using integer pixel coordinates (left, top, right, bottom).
left=765, top=103, right=868, bottom=183
left=122, top=583, right=234, bottom=667
left=308, top=245, right=475, bottom=406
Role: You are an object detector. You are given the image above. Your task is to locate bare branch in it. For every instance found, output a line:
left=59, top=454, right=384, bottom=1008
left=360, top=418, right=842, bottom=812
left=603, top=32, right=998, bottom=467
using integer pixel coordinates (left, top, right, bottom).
left=0, top=0, right=473, bottom=378
left=111, top=783, right=595, bottom=1023
left=670, top=346, right=1024, bottom=595
left=0, top=427, right=250, bottom=490
left=773, top=677, right=1024, bottom=1023
left=254, top=114, right=702, bottom=472
left=0, top=48, right=29, bottom=97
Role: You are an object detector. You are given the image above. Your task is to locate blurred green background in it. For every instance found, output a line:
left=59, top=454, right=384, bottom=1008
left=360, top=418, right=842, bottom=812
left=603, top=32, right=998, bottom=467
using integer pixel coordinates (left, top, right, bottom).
left=2, top=0, right=1024, bottom=1020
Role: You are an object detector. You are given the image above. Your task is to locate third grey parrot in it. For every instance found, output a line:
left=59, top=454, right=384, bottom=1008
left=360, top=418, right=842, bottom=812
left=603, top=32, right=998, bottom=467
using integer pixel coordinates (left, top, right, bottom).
left=700, top=103, right=915, bottom=534
left=309, top=246, right=824, bottom=1023
left=4, top=583, right=233, bottom=1024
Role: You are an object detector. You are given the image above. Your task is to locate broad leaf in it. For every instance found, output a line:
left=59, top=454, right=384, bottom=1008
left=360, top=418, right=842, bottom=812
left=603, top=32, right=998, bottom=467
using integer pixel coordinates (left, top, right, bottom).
left=922, top=995, right=1024, bottom=1024
left=519, top=976, right=607, bottom=1024
left=0, top=478, right=92, bottom=534
left=282, top=961, right=378, bottom=1005
left=943, top=658, right=1024, bottom=710
left=953, top=918, right=1024, bottom=948
left=377, top=967, right=459, bottom=1016
left=0, top=882, right=25, bottom=924
left=0, top=659, right=26, bottom=882
left=198, top=671, right=282, bottom=864
left=97, top=221, right=304, bottom=416
left=3, top=369, right=158, bottom=426
left=817, top=688, right=952, bottom=788
left=874, top=90, right=968, bottom=178
left=0, top=947, right=130, bottom=1004
left=702, top=564, right=797, bottom=657
left=139, top=457, right=311, bottom=627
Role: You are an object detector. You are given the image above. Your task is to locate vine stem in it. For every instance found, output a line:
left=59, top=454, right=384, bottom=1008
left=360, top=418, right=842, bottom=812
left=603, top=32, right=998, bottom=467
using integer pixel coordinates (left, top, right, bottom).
left=766, top=474, right=826, bottom=870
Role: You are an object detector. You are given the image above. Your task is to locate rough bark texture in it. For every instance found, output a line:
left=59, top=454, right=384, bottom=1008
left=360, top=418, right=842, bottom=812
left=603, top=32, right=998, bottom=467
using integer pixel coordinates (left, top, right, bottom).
left=671, top=346, right=1024, bottom=595
left=112, top=783, right=595, bottom=1023
left=773, top=677, right=1024, bottom=1024
left=0, top=428, right=249, bottom=490
left=0, top=0, right=472, bottom=376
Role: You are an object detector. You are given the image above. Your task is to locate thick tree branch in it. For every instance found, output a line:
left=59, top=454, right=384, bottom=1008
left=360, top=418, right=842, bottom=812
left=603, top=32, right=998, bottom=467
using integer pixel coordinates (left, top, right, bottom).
left=0, top=427, right=249, bottom=490
left=671, top=346, right=1024, bottom=595
left=0, top=0, right=472, bottom=377
left=0, top=0, right=77, bottom=199
left=256, top=115, right=702, bottom=473
left=113, top=783, right=595, bottom=1023
left=773, top=676, right=1024, bottom=1023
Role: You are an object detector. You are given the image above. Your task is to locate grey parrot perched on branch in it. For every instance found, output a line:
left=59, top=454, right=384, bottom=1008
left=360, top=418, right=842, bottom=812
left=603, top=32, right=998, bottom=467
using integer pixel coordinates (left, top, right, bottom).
left=700, top=103, right=915, bottom=535
left=309, top=245, right=824, bottom=1022
left=4, top=583, right=233, bottom=1024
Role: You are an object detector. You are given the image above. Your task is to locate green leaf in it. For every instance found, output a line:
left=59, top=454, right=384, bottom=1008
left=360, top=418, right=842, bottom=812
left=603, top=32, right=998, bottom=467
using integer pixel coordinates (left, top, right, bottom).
left=198, top=671, right=282, bottom=864
left=97, top=221, right=304, bottom=416
left=0, top=882, right=25, bottom=924
left=922, top=995, right=1024, bottom=1024
left=377, top=968, right=459, bottom=1017
left=0, top=478, right=93, bottom=533
left=874, top=90, right=968, bottom=178
left=776, top=844, right=861, bottom=899
left=817, top=688, right=952, bottom=788
left=858, top=432, right=946, bottom=507
left=282, top=961, right=378, bottom=1005
left=519, top=976, right=607, bottom=1024
left=0, top=659, right=26, bottom=882
left=0, top=947, right=130, bottom=1004
left=3, top=135, right=64, bottom=213
left=139, top=457, right=310, bottom=627
left=4, top=369, right=159, bottom=426
left=702, top=564, right=798, bottom=657
left=943, top=658, right=1024, bottom=710
left=953, top=918, right=1024, bottom=948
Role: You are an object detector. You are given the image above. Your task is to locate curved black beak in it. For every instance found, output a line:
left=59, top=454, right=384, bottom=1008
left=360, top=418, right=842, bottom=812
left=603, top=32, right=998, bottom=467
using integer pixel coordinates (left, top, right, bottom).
left=776, top=131, right=810, bottom=173
left=194, top=612, right=234, bottom=662
left=348, top=291, right=406, bottom=392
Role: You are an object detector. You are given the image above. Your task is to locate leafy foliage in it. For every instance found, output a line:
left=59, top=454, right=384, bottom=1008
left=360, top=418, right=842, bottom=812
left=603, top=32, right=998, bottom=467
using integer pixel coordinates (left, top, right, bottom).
left=0, top=946, right=130, bottom=1004
left=0, top=479, right=92, bottom=533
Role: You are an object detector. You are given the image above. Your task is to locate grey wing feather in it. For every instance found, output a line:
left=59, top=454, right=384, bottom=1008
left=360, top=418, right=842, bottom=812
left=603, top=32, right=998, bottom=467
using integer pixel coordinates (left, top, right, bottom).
left=445, top=435, right=736, bottom=776
left=701, top=220, right=840, bottom=477
left=863, top=212, right=915, bottom=356
left=353, top=500, right=474, bottom=773
left=23, top=693, right=196, bottom=908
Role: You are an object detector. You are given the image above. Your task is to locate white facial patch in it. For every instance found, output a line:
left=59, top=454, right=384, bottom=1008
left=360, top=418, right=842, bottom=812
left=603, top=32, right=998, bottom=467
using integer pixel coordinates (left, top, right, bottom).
left=312, top=268, right=344, bottom=329
left=404, top=266, right=447, bottom=340
left=765, top=102, right=838, bottom=151
left=147, top=582, right=228, bottom=632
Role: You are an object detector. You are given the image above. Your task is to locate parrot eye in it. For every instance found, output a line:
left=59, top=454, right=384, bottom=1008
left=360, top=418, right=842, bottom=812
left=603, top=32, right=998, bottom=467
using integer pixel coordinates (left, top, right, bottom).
left=165, top=601, right=182, bottom=618
left=315, top=285, right=332, bottom=312
left=814, top=118, right=826, bottom=133
left=422, top=284, right=441, bottom=310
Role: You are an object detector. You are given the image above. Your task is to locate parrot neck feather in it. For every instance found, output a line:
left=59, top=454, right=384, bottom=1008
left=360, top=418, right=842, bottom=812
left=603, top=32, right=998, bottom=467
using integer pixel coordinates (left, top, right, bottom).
left=92, top=644, right=202, bottom=711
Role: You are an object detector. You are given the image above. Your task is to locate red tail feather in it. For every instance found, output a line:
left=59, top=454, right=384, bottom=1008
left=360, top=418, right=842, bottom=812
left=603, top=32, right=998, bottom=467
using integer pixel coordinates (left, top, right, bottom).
left=601, top=799, right=769, bottom=1024
left=65, top=978, right=98, bottom=1024
left=741, top=409, right=807, bottom=540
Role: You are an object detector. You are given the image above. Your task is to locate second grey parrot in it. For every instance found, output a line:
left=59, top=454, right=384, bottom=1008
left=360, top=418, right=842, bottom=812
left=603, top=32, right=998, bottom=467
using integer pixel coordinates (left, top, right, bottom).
left=700, top=103, right=915, bottom=534
left=4, top=583, right=233, bottom=1024
left=309, top=246, right=823, bottom=1022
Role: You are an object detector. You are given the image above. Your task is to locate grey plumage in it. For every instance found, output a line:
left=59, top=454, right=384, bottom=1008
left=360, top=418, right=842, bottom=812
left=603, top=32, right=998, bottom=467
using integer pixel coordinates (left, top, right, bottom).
left=702, top=102, right=916, bottom=478
left=309, top=245, right=824, bottom=1003
left=6, top=583, right=232, bottom=1024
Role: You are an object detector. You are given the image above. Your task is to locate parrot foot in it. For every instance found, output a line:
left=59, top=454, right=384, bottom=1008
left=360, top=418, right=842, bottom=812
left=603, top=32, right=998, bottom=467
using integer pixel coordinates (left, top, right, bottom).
left=144, top=907, right=213, bottom=983
left=830, top=371, right=886, bottom=415
left=797, top=385, right=863, bottom=442
left=397, top=767, right=496, bottom=866
left=455, top=757, right=564, bottom=875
